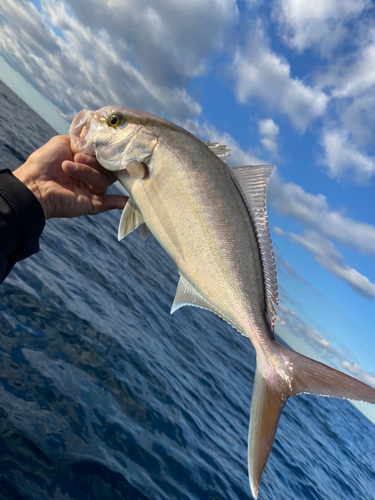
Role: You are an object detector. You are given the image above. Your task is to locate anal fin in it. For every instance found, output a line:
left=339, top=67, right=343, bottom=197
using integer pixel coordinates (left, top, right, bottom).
left=171, top=274, right=214, bottom=314
left=171, top=274, right=232, bottom=327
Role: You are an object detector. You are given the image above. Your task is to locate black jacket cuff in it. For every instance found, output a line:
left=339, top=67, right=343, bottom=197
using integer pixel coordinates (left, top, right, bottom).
left=0, top=169, right=45, bottom=270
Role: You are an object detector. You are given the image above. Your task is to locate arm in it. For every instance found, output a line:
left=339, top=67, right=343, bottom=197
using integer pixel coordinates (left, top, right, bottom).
left=0, top=135, right=127, bottom=284
left=0, top=169, right=45, bottom=282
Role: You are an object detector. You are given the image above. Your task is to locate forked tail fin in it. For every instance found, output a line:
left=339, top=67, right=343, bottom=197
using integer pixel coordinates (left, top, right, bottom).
left=248, top=343, right=375, bottom=498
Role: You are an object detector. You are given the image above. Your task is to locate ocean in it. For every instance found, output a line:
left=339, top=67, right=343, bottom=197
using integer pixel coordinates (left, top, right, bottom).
left=0, top=78, right=374, bottom=500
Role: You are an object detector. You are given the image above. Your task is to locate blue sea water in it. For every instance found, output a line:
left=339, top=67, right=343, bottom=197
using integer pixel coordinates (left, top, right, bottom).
left=0, top=78, right=375, bottom=500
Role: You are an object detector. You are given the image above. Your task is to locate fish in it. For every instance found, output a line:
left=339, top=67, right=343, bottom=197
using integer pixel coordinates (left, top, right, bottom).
left=69, top=106, right=375, bottom=498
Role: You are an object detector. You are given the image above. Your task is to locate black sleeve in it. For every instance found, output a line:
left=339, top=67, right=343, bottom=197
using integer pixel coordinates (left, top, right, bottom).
left=0, top=169, right=45, bottom=284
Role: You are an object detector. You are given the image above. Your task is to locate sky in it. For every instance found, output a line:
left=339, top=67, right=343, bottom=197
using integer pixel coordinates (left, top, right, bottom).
left=0, top=0, right=374, bottom=422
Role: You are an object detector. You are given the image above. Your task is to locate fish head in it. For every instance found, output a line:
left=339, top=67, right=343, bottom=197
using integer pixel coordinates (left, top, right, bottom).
left=69, top=106, right=159, bottom=172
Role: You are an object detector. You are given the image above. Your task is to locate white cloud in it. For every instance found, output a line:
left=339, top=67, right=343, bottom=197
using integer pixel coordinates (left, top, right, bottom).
left=0, top=0, right=237, bottom=122
left=277, top=305, right=375, bottom=386
left=274, top=0, right=370, bottom=54
left=321, top=128, right=375, bottom=183
left=51, top=0, right=238, bottom=85
left=268, top=172, right=375, bottom=258
left=325, top=31, right=375, bottom=100
left=232, top=29, right=328, bottom=130
left=274, top=248, right=349, bottom=315
left=184, top=119, right=265, bottom=167
left=272, top=6, right=375, bottom=186
left=340, top=95, right=375, bottom=148
left=315, top=30, right=375, bottom=151
left=341, top=361, right=375, bottom=387
left=274, top=221, right=375, bottom=299
left=288, top=230, right=375, bottom=298
left=259, top=118, right=279, bottom=156
left=270, top=174, right=375, bottom=297
left=277, top=305, right=339, bottom=358
left=273, top=226, right=286, bottom=237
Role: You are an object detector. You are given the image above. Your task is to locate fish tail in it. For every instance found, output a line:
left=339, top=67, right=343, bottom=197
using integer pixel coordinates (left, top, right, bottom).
left=248, top=341, right=375, bottom=498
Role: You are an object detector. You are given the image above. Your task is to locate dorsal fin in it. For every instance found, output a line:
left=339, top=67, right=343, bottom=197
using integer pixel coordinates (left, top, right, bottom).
left=229, top=165, right=278, bottom=331
left=205, top=141, right=230, bottom=162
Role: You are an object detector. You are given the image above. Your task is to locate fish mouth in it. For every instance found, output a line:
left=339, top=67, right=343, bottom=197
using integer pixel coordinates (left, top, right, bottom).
left=69, top=109, right=96, bottom=155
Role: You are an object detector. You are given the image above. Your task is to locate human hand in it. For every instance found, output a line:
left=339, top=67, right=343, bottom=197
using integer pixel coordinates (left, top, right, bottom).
left=13, top=135, right=128, bottom=219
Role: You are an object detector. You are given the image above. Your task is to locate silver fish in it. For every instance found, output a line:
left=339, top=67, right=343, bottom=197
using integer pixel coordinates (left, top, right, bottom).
left=70, top=106, right=375, bottom=498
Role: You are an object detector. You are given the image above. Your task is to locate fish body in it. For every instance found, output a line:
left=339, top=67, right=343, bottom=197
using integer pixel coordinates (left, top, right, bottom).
left=70, top=106, right=375, bottom=498
left=121, top=126, right=267, bottom=342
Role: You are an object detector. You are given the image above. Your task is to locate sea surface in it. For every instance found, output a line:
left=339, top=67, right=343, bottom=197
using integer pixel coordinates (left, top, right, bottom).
left=0, top=78, right=375, bottom=500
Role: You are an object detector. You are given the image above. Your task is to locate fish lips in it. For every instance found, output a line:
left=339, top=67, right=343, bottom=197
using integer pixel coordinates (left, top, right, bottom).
left=69, top=109, right=97, bottom=156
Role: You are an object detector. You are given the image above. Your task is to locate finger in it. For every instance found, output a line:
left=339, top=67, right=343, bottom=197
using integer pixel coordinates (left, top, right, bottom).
left=62, top=160, right=112, bottom=193
left=73, top=153, right=117, bottom=185
left=74, top=153, right=101, bottom=169
left=90, top=194, right=128, bottom=214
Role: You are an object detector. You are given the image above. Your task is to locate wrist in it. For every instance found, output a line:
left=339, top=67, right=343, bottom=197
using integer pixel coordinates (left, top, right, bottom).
left=13, top=166, right=49, bottom=219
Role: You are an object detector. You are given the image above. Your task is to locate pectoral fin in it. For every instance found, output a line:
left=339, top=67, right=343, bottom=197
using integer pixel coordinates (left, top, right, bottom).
left=118, top=198, right=146, bottom=241
left=126, top=160, right=148, bottom=180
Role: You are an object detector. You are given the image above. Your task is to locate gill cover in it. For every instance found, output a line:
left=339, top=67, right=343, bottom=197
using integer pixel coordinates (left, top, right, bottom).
left=96, top=122, right=158, bottom=172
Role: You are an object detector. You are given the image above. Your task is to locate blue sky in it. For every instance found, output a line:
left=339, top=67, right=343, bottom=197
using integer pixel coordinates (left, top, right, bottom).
left=0, top=0, right=374, bottom=421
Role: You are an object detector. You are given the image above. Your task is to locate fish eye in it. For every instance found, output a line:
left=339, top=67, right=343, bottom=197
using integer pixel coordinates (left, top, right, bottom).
left=107, top=112, right=123, bottom=128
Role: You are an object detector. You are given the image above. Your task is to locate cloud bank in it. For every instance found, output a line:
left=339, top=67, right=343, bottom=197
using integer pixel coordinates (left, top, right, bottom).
left=274, top=0, right=371, bottom=54
left=288, top=230, right=375, bottom=298
left=269, top=173, right=375, bottom=259
left=277, top=304, right=375, bottom=387
left=232, top=27, right=328, bottom=130
left=0, top=0, right=237, bottom=122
